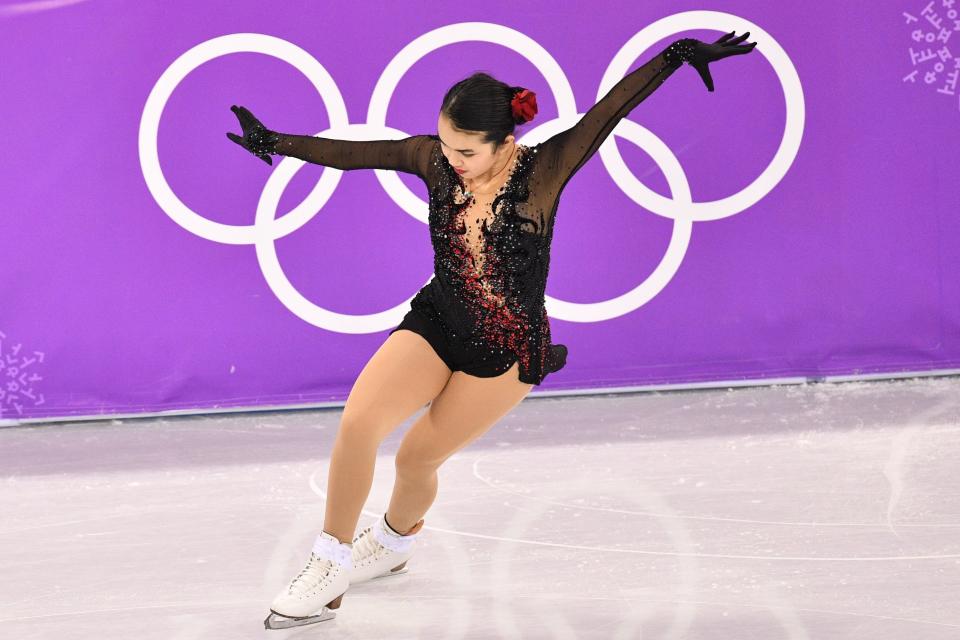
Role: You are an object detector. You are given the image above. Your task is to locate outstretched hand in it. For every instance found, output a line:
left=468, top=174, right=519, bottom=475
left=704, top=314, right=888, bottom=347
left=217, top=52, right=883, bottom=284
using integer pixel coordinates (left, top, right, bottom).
left=226, top=104, right=279, bottom=166
left=688, top=31, right=757, bottom=92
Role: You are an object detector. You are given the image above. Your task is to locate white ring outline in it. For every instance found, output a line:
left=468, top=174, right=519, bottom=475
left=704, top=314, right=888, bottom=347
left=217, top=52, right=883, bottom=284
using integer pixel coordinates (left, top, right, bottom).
left=139, top=16, right=803, bottom=332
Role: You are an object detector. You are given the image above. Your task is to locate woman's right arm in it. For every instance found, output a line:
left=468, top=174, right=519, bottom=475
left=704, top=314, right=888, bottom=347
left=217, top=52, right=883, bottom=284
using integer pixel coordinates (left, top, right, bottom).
left=271, top=132, right=437, bottom=179
left=227, top=105, right=437, bottom=179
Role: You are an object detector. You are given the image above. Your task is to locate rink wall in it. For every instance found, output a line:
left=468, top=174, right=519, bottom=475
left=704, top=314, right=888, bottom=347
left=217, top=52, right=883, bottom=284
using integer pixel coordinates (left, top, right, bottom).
left=2, top=1, right=959, bottom=422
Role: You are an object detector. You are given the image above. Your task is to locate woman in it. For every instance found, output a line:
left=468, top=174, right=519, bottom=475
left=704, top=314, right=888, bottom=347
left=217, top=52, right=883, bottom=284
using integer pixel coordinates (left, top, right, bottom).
left=228, top=32, right=756, bottom=630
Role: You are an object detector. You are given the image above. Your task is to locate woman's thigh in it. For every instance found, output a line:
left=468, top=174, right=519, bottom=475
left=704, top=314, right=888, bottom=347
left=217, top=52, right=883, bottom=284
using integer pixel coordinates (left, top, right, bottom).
left=339, top=329, right=453, bottom=443
left=395, top=359, right=534, bottom=469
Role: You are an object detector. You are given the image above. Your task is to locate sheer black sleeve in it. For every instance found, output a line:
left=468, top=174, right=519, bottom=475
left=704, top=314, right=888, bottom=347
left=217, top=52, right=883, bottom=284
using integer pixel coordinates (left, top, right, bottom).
left=271, top=133, right=439, bottom=180
left=536, top=43, right=684, bottom=193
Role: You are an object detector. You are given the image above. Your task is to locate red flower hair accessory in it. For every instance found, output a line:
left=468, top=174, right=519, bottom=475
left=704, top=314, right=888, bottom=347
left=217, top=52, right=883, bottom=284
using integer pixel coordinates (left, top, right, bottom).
left=511, top=88, right=538, bottom=124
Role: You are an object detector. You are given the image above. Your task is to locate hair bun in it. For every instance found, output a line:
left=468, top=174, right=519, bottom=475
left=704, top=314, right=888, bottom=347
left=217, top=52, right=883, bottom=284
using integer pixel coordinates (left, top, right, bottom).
left=510, top=87, right=538, bottom=124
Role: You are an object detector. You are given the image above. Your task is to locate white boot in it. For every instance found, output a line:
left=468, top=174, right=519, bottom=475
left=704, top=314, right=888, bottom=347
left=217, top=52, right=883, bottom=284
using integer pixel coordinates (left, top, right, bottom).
left=263, top=530, right=353, bottom=630
left=350, top=513, right=425, bottom=585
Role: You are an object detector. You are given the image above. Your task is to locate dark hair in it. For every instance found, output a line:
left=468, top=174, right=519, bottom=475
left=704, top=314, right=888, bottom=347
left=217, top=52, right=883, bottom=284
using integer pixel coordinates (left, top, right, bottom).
left=440, top=71, right=526, bottom=151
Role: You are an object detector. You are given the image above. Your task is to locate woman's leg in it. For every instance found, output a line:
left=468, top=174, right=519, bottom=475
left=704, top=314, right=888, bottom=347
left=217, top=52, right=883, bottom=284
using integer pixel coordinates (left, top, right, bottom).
left=385, top=360, right=534, bottom=532
left=322, top=329, right=453, bottom=544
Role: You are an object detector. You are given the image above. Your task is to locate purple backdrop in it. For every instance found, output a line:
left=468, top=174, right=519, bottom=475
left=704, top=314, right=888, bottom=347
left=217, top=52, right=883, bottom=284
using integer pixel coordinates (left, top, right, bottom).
left=2, top=0, right=958, bottom=422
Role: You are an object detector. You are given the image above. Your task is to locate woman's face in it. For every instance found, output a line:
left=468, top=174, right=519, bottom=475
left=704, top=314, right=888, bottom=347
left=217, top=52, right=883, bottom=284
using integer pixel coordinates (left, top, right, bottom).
left=436, top=112, right=513, bottom=180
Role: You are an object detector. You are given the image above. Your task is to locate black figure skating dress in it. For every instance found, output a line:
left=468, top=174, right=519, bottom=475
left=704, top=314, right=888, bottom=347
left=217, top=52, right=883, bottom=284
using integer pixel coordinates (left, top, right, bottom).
left=269, top=45, right=685, bottom=385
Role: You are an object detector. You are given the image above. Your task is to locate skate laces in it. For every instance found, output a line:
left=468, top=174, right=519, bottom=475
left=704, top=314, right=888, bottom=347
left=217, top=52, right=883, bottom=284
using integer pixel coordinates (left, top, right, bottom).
left=353, top=525, right=385, bottom=561
left=286, top=534, right=352, bottom=594
left=287, top=553, right=334, bottom=595
left=353, top=526, right=396, bottom=559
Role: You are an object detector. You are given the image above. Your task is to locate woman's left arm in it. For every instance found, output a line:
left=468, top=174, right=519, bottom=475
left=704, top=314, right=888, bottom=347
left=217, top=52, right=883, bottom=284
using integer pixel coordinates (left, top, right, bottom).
left=538, top=32, right=756, bottom=190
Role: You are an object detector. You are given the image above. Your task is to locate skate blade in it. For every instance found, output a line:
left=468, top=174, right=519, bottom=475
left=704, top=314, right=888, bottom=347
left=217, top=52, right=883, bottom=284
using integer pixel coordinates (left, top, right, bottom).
left=263, top=608, right=335, bottom=630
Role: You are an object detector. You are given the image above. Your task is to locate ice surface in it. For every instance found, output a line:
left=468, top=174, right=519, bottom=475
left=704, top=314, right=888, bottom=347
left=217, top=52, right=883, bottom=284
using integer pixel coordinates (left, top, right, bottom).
left=1, top=376, right=958, bottom=638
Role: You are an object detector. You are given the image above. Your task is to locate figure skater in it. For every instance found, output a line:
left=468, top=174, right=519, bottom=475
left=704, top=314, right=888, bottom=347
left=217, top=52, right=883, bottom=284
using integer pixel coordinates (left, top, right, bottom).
left=227, top=32, right=756, bottom=630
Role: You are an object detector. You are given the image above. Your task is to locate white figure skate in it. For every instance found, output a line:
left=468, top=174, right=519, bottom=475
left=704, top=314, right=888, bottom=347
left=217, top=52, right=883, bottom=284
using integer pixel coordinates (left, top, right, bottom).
left=263, top=530, right=353, bottom=630
left=350, top=513, right=425, bottom=585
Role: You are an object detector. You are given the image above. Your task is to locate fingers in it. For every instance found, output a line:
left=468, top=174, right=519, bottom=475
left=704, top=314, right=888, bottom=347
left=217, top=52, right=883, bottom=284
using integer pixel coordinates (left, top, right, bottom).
left=229, top=107, right=273, bottom=165
left=230, top=104, right=254, bottom=131
left=718, top=30, right=758, bottom=58
left=715, top=30, right=737, bottom=44
left=230, top=105, right=251, bottom=133
left=730, top=32, right=757, bottom=51
left=238, top=105, right=259, bottom=129
left=715, top=30, right=755, bottom=50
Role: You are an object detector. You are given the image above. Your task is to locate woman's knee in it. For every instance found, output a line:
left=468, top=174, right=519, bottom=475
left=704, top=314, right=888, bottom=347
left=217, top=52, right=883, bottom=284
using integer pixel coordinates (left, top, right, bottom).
left=336, top=416, right=393, bottom=449
left=394, top=415, right=445, bottom=474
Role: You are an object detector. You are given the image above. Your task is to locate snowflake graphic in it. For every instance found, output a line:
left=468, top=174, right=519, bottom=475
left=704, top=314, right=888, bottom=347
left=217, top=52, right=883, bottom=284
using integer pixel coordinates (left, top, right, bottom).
left=0, top=330, right=46, bottom=418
